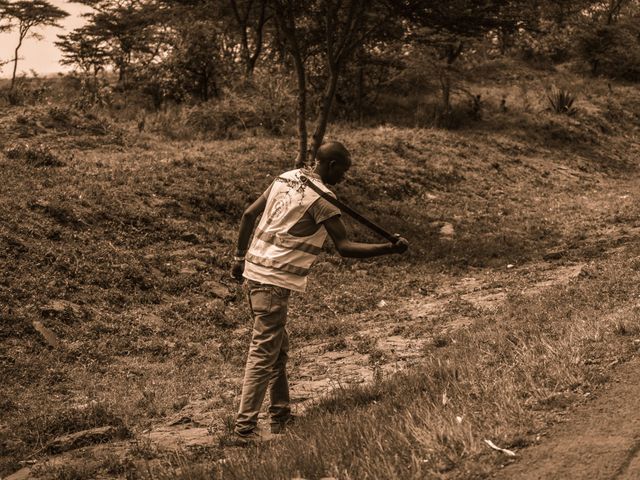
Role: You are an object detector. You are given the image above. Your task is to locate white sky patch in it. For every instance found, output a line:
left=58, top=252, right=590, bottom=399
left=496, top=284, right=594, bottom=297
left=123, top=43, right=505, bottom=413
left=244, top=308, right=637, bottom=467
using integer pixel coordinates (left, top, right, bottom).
left=0, top=0, right=92, bottom=78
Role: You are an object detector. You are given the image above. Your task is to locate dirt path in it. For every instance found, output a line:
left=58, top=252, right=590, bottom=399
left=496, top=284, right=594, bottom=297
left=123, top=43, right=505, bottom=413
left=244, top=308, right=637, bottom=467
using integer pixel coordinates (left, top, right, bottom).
left=494, top=355, right=640, bottom=480
left=287, top=261, right=587, bottom=409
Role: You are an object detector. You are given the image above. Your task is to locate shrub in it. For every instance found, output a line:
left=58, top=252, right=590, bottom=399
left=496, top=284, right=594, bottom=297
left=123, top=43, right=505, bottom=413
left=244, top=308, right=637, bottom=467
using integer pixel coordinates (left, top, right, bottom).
left=516, top=21, right=576, bottom=65
left=575, top=19, right=640, bottom=81
left=0, top=79, right=50, bottom=106
left=150, top=75, right=294, bottom=140
left=546, top=87, right=578, bottom=115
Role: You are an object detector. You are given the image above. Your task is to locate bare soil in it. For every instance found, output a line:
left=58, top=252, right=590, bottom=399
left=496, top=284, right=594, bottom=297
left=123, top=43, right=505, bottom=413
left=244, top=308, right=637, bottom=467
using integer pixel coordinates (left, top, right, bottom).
left=494, top=356, right=640, bottom=480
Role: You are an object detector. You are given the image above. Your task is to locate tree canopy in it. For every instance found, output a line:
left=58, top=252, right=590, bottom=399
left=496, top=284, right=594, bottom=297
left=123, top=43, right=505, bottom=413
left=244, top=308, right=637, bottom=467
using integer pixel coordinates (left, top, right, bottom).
left=37, top=0, right=640, bottom=161
left=3, top=0, right=68, bottom=87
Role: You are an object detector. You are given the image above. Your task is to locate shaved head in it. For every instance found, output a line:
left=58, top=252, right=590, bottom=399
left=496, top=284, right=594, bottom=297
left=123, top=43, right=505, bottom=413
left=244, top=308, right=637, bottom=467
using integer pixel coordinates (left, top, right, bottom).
left=313, top=141, right=351, bottom=185
left=316, top=141, right=351, bottom=167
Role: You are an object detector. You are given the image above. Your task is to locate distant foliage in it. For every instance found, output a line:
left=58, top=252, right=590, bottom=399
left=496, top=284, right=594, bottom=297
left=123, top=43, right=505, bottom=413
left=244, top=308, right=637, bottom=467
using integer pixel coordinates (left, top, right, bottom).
left=546, top=87, right=578, bottom=116
left=74, top=76, right=113, bottom=110
left=575, top=18, right=640, bottom=81
left=150, top=76, right=294, bottom=140
left=516, top=21, right=577, bottom=65
left=0, top=78, right=49, bottom=106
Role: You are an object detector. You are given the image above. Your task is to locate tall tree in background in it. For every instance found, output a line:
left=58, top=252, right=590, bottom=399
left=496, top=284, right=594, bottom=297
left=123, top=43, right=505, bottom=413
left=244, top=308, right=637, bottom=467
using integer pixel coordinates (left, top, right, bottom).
left=0, top=0, right=12, bottom=72
left=271, top=0, right=395, bottom=167
left=309, top=0, right=393, bottom=162
left=271, top=0, right=309, bottom=166
left=72, top=0, right=165, bottom=88
left=4, top=0, right=68, bottom=89
left=229, top=0, right=270, bottom=78
left=152, top=0, right=235, bottom=103
left=398, top=0, right=518, bottom=119
left=55, top=25, right=110, bottom=78
left=0, top=0, right=11, bottom=31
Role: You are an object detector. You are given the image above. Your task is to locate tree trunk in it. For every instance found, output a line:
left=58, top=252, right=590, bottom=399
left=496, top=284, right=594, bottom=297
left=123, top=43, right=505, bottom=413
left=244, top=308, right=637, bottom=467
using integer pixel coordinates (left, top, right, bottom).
left=10, top=37, right=23, bottom=91
left=273, top=1, right=308, bottom=168
left=247, top=0, right=267, bottom=78
left=293, top=50, right=308, bottom=168
left=440, top=70, right=451, bottom=113
left=202, top=69, right=209, bottom=101
left=498, top=27, right=510, bottom=55
left=310, top=66, right=340, bottom=162
left=356, top=49, right=365, bottom=124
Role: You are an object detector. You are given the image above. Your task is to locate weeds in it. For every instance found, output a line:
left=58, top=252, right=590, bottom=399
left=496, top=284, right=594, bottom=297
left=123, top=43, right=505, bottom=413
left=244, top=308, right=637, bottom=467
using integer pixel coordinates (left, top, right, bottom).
left=211, top=249, right=640, bottom=479
left=546, top=87, right=578, bottom=115
left=12, top=402, right=129, bottom=454
left=149, top=81, right=294, bottom=140
left=4, top=142, right=64, bottom=167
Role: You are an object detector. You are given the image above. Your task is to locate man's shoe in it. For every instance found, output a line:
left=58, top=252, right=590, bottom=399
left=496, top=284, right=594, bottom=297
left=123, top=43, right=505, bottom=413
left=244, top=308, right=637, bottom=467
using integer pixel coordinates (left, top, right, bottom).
left=225, top=430, right=261, bottom=446
left=270, top=415, right=295, bottom=434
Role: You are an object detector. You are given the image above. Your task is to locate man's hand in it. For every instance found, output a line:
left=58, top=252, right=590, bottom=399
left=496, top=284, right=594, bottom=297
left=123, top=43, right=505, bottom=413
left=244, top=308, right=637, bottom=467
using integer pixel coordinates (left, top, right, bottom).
left=390, top=235, right=409, bottom=254
left=231, top=260, right=245, bottom=282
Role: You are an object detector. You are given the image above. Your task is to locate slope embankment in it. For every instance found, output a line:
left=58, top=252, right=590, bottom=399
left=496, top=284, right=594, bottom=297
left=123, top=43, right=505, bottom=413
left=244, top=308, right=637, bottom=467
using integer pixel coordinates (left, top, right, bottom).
left=1, top=74, right=640, bottom=479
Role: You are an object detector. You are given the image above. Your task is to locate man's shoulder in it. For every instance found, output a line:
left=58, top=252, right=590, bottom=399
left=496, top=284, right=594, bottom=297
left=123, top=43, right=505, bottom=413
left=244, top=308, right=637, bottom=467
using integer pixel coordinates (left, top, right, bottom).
left=308, top=194, right=341, bottom=224
left=279, top=169, right=301, bottom=179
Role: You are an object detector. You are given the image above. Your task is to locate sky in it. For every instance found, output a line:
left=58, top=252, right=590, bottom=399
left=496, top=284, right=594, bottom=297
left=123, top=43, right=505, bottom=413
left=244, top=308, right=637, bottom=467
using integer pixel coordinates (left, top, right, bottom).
left=0, top=1, right=92, bottom=78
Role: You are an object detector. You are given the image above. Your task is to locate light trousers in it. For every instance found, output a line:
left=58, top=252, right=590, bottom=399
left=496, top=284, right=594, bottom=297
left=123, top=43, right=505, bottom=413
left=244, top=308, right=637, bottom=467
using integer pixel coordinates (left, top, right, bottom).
left=235, top=280, right=292, bottom=434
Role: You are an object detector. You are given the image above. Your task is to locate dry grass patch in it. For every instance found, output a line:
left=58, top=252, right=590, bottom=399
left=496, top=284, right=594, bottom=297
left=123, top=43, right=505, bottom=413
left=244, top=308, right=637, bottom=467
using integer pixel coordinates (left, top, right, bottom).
left=205, top=246, right=640, bottom=480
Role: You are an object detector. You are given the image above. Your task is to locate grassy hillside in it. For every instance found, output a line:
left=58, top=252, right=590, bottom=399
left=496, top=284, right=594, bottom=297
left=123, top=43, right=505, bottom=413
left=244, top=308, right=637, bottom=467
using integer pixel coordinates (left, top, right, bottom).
left=1, top=66, right=640, bottom=479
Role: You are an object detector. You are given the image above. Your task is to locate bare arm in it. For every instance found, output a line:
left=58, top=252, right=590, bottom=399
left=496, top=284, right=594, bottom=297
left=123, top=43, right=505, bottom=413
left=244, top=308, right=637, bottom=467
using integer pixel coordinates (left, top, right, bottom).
left=235, top=195, right=267, bottom=255
left=323, top=216, right=408, bottom=258
left=231, top=195, right=267, bottom=281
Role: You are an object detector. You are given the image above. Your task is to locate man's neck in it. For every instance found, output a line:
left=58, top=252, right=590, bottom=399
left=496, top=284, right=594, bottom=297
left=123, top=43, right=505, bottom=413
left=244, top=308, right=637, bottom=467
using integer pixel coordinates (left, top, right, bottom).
left=302, top=165, right=320, bottom=176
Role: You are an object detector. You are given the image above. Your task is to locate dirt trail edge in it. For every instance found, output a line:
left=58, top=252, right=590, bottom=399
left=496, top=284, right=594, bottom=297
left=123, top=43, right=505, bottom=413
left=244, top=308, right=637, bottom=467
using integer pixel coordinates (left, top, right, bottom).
left=494, top=355, right=640, bottom=480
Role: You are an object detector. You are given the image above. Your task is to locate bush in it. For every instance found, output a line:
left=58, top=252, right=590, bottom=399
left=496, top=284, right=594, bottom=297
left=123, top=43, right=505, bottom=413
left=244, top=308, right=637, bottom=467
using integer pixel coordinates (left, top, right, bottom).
left=516, top=21, right=577, bottom=65
left=150, top=75, right=294, bottom=140
left=575, top=19, right=640, bottom=81
left=0, top=81, right=49, bottom=106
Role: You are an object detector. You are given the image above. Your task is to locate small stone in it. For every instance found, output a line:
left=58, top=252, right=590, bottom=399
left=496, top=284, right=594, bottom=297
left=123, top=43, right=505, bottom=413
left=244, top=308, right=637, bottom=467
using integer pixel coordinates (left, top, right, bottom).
left=439, top=223, right=455, bottom=239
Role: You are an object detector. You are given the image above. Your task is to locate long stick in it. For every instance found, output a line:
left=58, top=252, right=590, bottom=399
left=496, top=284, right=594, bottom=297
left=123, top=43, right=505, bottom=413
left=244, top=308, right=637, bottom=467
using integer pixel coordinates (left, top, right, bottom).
left=300, top=175, right=399, bottom=244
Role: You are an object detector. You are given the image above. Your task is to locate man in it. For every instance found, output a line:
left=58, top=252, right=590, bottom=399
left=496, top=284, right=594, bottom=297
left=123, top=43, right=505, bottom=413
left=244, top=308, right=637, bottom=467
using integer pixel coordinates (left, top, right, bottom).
left=230, top=141, right=409, bottom=441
